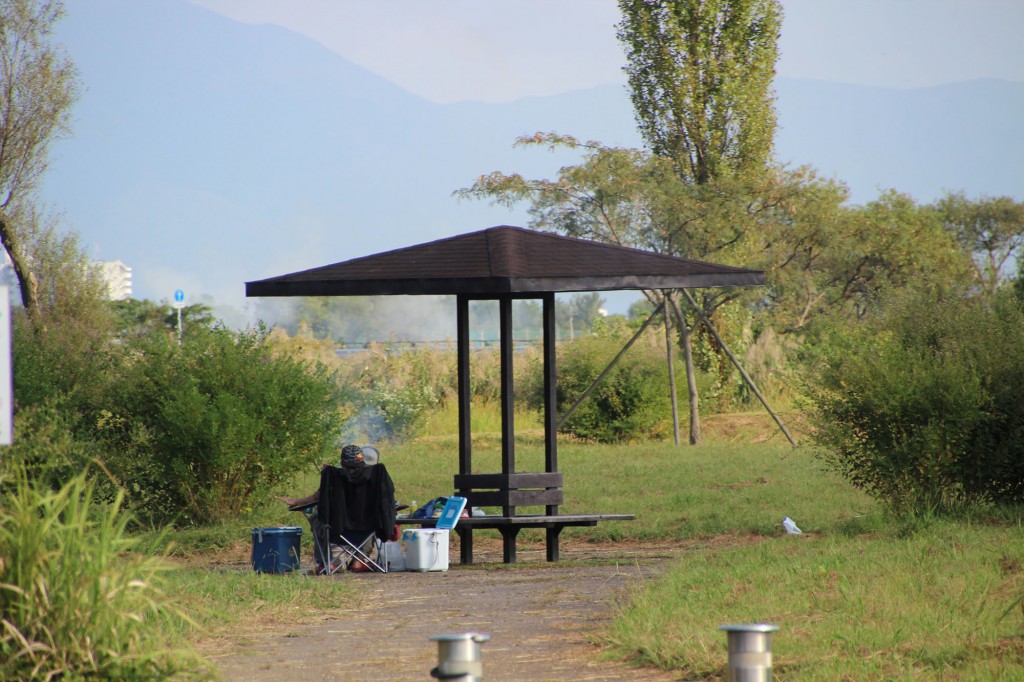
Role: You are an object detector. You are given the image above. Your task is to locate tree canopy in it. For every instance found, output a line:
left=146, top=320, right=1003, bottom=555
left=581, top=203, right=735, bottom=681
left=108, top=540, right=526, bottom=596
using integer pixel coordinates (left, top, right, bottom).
left=0, top=0, right=78, bottom=317
left=933, top=192, right=1024, bottom=296
left=618, top=0, right=781, bottom=184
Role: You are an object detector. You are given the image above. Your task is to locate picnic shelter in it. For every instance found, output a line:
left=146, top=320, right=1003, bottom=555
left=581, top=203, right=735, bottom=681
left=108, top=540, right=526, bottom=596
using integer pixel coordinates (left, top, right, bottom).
left=246, top=225, right=765, bottom=563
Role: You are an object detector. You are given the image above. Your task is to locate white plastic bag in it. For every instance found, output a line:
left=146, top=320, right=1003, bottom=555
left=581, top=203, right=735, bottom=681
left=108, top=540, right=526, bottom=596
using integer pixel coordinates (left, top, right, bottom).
left=782, top=516, right=802, bottom=535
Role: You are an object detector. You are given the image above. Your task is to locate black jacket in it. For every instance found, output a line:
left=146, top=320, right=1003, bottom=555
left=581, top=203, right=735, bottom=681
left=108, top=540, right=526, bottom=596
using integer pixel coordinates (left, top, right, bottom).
left=317, top=464, right=397, bottom=541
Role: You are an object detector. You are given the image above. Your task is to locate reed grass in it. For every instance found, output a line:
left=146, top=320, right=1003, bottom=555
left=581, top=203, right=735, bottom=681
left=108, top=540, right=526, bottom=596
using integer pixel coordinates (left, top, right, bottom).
left=419, top=399, right=542, bottom=439
left=0, top=467, right=209, bottom=680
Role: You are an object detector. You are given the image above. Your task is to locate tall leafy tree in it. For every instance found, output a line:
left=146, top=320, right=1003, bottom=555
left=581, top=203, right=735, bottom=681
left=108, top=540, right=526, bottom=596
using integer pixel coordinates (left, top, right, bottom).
left=560, top=292, right=607, bottom=339
left=20, top=206, right=107, bottom=319
left=12, top=212, right=117, bottom=413
left=618, top=0, right=781, bottom=441
left=459, top=134, right=802, bottom=443
left=618, top=0, right=781, bottom=184
left=764, top=189, right=972, bottom=332
left=0, top=0, right=78, bottom=317
left=108, top=297, right=216, bottom=340
left=463, top=2, right=807, bottom=444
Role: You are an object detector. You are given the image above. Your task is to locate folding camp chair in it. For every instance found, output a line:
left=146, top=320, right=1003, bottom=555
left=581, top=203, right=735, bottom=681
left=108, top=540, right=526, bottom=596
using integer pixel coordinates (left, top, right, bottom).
left=314, top=462, right=397, bottom=574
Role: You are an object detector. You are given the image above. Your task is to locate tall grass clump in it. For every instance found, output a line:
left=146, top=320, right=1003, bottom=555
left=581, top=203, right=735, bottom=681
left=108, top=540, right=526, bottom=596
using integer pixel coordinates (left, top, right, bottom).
left=0, top=465, right=208, bottom=680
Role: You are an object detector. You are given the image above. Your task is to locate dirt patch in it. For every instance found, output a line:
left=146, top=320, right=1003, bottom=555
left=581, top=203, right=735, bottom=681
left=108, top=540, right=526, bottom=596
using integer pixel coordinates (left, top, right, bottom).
left=200, top=537, right=693, bottom=681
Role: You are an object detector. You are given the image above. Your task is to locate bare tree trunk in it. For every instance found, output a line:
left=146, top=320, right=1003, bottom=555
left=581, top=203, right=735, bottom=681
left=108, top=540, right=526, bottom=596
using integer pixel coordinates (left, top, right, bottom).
left=0, top=217, right=39, bottom=315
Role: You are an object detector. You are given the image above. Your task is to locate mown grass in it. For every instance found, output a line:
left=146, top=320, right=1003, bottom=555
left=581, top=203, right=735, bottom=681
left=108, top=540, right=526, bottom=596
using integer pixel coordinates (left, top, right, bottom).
left=383, top=409, right=1024, bottom=678
left=606, top=521, right=1024, bottom=680
left=162, top=568, right=358, bottom=641
left=136, top=502, right=360, bottom=645
left=379, top=412, right=874, bottom=545
left=151, top=407, right=1024, bottom=679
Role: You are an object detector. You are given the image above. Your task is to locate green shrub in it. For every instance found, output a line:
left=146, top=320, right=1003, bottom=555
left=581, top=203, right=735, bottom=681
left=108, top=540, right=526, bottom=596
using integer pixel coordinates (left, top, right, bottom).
left=806, top=286, right=1024, bottom=513
left=3, top=398, right=101, bottom=492
left=689, top=302, right=753, bottom=412
left=0, top=465, right=208, bottom=680
left=12, top=308, right=119, bottom=415
left=544, top=322, right=670, bottom=442
left=97, top=324, right=345, bottom=525
left=374, top=383, right=439, bottom=439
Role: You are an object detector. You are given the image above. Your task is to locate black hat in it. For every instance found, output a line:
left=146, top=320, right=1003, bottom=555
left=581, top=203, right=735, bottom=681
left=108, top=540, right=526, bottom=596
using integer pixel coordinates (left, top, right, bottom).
left=340, top=444, right=365, bottom=468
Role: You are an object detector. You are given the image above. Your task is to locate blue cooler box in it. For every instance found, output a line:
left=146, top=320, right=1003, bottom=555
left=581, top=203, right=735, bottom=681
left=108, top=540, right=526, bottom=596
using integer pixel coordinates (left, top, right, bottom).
left=251, top=526, right=302, bottom=573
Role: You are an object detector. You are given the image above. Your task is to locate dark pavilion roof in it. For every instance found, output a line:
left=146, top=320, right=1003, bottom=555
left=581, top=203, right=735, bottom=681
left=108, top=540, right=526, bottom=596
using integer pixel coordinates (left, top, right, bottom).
left=245, top=225, right=765, bottom=297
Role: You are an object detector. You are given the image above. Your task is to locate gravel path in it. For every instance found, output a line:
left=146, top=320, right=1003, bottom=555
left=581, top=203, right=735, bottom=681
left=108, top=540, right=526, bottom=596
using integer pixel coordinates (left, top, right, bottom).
left=204, top=538, right=686, bottom=681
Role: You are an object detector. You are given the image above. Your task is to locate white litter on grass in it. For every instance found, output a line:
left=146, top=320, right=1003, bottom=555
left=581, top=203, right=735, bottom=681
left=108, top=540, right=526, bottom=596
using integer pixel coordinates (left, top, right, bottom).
left=782, top=517, right=802, bottom=534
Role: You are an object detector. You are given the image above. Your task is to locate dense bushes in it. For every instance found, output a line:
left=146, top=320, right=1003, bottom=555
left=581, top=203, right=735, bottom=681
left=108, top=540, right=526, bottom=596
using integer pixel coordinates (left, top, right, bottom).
left=806, top=286, right=1024, bottom=512
left=525, top=319, right=671, bottom=442
left=100, top=325, right=344, bottom=524
left=12, top=315, right=345, bottom=526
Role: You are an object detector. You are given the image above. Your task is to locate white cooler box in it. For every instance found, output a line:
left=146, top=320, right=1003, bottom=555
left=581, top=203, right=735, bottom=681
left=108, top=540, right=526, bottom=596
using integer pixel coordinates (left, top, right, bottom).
left=403, top=529, right=450, bottom=571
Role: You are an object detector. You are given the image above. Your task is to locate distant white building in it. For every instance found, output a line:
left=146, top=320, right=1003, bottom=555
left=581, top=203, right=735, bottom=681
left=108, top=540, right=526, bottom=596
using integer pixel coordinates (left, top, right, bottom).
left=0, top=252, right=134, bottom=302
left=99, top=260, right=133, bottom=301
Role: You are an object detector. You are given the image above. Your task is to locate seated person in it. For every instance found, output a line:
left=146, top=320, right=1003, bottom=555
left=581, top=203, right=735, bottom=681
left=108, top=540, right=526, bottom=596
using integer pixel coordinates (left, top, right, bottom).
left=277, top=444, right=373, bottom=510
left=279, top=444, right=396, bottom=572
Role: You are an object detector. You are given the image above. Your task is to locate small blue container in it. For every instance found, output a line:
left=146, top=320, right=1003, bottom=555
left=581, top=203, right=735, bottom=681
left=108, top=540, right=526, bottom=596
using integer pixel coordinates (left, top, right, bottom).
left=251, top=526, right=302, bottom=573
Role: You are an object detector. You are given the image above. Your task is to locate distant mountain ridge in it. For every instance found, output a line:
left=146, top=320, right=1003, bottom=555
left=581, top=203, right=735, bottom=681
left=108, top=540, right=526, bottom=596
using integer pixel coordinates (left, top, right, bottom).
left=37, top=0, right=1023, bottom=320
left=774, top=77, right=1023, bottom=203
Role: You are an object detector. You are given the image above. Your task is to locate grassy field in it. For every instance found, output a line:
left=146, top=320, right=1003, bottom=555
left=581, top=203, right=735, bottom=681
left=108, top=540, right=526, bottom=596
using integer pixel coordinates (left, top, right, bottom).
left=154, top=411, right=1024, bottom=679
left=606, top=521, right=1024, bottom=680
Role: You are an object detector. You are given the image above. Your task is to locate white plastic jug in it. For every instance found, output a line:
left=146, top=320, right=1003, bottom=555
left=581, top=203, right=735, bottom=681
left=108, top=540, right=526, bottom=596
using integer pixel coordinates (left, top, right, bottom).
left=383, top=540, right=406, bottom=571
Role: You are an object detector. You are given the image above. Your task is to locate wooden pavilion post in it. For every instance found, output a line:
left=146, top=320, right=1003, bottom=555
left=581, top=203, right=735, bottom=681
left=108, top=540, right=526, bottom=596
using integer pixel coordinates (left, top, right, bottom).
left=457, top=295, right=472, bottom=475
left=456, top=294, right=474, bottom=563
left=498, top=295, right=518, bottom=562
left=499, top=295, right=515, bottom=511
left=542, top=293, right=557, bottom=487
left=542, top=292, right=561, bottom=560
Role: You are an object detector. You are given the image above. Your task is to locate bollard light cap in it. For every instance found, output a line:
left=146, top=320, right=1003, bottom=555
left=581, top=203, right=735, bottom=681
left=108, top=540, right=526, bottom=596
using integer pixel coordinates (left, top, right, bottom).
left=719, top=623, right=780, bottom=633
left=430, top=633, right=490, bottom=643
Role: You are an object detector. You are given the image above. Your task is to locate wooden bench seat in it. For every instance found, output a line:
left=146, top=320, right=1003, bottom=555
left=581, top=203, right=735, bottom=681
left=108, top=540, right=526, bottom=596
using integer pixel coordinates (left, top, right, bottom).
left=397, top=513, right=635, bottom=563
left=398, top=471, right=635, bottom=563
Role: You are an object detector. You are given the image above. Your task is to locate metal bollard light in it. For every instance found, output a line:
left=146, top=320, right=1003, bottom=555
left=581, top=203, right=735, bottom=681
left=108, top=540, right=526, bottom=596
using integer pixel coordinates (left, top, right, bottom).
left=719, top=623, right=779, bottom=682
left=429, top=632, right=490, bottom=681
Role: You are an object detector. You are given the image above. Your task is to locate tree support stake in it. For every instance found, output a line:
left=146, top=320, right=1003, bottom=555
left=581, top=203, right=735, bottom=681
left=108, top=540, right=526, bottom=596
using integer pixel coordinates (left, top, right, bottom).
left=677, top=290, right=797, bottom=447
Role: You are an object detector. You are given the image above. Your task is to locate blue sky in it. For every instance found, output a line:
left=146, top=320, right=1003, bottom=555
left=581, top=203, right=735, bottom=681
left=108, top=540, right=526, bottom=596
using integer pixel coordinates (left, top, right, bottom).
left=189, top=0, right=1024, bottom=103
